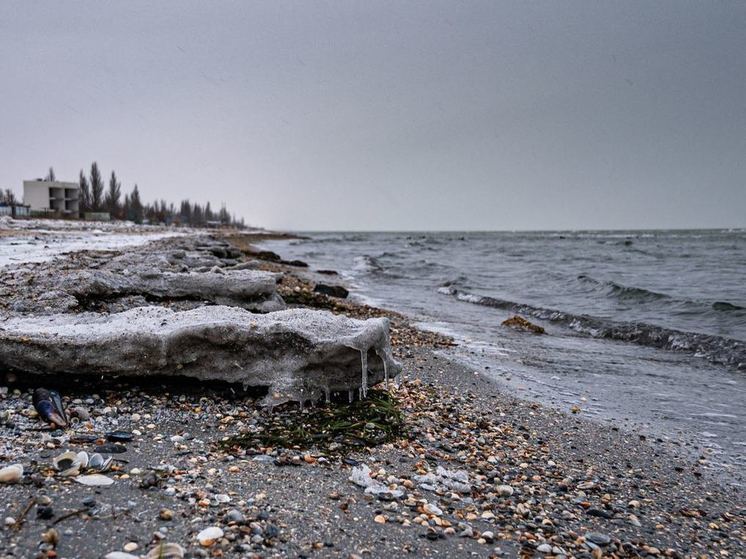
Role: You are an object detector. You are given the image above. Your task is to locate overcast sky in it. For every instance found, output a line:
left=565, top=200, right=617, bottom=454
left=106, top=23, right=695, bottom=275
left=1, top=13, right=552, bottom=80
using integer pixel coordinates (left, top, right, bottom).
left=1, top=1, right=744, bottom=230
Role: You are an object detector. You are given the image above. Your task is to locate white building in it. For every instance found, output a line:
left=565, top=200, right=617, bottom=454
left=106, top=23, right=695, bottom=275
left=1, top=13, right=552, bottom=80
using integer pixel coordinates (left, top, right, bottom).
left=23, top=179, right=80, bottom=218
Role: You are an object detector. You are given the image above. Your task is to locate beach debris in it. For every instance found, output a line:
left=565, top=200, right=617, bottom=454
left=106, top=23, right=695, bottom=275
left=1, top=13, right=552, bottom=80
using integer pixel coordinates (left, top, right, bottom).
left=0, top=306, right=400, bottom=405
left=349, top=464, right=404, bottom=500
left=314, top=283, right=349, bottom=299
left=197, top=526, right=224, bottom=546
left=144, top=542, right=185, bottom=559
left=413, top=465, right=472, bottom=494
left=501, top=315, right=546, bottom=334
left=221, top=388, right=404, bottom=453
left=0, top=464, right=23, bottom=484
left=104, top=553, right=139, bottom=559
left=74, top=473, right=114, bottom=486
left=32, top=388, right=68, bottom=428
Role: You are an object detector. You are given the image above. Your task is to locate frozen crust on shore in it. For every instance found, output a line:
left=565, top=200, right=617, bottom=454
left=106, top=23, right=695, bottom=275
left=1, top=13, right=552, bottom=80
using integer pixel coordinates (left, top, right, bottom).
left=61, top=268, right=286, bottom=312
left=0, top=306, right=400, bottom=404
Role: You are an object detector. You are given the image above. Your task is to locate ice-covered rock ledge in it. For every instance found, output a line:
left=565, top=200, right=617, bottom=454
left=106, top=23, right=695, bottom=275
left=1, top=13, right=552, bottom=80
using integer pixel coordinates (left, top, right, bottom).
left=0, top=306, right=401, bottom=405
left=61, top=268, right=285, bottom=313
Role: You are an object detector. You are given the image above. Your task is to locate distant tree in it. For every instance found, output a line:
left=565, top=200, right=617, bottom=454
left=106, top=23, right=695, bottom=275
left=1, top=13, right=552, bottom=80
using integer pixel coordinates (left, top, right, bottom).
left=1, top=188, right=18, bottom=205
left=129, top=185, right=143, bottom=224
left=191, top=202, right=203, bottom=226
left=218, top=204, right=230, bottom=224
left=79, top=170, right=91, bottom=212
left=179, top=199, right=192, bottom=225
left=90, top=162, right=104, bottom=211
left=45, top=167, right=56, bottom=181
left=105, top=171, right=122, bottom=218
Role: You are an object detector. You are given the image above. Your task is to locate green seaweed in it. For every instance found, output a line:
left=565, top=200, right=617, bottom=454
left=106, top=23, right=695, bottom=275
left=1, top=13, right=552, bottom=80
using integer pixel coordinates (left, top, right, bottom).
left=220, top=389, right=405, bottom=454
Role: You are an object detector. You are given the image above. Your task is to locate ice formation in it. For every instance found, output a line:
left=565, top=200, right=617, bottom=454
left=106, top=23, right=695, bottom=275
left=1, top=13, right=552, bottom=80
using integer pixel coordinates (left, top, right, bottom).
left=0, top=306, right=400, bottom=405
left=413, top=465, right=472, bottom=494
left=349, top=464, right=404, bottom=500
left=61, top=268, right=285, bottom=312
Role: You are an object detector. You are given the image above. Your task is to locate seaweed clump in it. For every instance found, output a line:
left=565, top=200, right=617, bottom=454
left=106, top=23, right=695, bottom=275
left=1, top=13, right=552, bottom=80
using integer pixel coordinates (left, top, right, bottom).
left=220, top=389, right=405, bottom=455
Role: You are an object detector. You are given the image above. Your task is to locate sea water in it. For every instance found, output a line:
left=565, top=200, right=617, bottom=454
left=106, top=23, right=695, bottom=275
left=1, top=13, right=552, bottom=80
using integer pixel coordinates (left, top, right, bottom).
left=259, top=229, right=746, bottom=482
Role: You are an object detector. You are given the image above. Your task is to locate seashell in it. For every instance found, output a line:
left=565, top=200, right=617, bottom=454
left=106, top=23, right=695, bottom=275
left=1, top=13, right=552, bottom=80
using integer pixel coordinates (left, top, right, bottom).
left=145, top=542, right=185, bottom=559
left=104, top=553, right=139, bottom=559
left=197, top=526, right=223, bottom=546
left=100, top=456, right=113, bottom=472
left=88, top=453, right=104, bottom=469
left=32, top=388, right=68, bottom=428
left=75, top=474, right=114, bottom=486
left=0, top=464, right=23, bottom=484
left=76, top=451, right=89, bottom=469
left=53, top=450, right=80, bottom=471
left=59, top=465, right=81, bottom=477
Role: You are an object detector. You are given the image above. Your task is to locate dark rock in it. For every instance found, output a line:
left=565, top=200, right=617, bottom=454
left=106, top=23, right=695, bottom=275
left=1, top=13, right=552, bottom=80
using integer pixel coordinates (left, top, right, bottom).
left=586, top=532, right=611, bottom=546
left=253, top=250, right=282, bottom=262
left=587, top=508, right=614, bottom=519
left=314, top=284, right=349, bottom=299
left=501, top=315, right=545, bottom=334
left=36, top=506, right=54, bottom=520
left=93, top=443, right=128, bottom=454
left=317, top=270, right=339, bottom=276
left=106, top=430, right=134, bottom=443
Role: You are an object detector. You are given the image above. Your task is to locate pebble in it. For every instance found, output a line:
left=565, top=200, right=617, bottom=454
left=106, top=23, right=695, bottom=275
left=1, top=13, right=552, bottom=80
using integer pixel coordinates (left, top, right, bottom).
left=4, top=517, right=15, bottom=527
left=0, top=464, right=23, bottom=484
left=586, top=532, right=611, bottom=546
left=495, top=484, right=514, bottom=497
left=225, top=509, right=245, bottom=524
left=537, top=543, right=553, bottom=553
left=159, top=508, right=174, bottom=521
left=197, top=526, right=223, bottom=546
left=123, top=542, right=138, bottom=552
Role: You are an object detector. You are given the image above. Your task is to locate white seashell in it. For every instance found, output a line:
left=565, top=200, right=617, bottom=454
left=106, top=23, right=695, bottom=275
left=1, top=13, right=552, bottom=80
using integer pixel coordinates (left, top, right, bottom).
left=75, top=474, right=114, bottom=486
left=103, top=553, right=139, bottom=559
left=197, top=526, right=224, bottom=546
left=53, top=450, right=80, bottom=471
left=0, top=464, right=23, bottom=484
left=100, top=456, right=113, bottom=472
left=145, top=542, right=185, bottom=559
left=76, top=451, right=89, bottom=469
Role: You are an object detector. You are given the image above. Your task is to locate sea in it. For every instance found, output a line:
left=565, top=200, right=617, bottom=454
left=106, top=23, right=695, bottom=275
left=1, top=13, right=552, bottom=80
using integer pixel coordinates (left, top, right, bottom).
left=258, top=229, right=746, bottom=482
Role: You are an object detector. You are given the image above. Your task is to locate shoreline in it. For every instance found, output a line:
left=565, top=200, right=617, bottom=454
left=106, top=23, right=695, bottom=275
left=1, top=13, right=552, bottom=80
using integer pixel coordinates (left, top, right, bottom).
left=0, top=225, right=743, bottom=558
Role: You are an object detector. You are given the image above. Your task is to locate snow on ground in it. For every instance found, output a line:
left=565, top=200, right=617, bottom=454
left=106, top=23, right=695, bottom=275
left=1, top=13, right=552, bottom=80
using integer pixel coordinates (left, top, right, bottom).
left=0, top=217, right=189, bottom=268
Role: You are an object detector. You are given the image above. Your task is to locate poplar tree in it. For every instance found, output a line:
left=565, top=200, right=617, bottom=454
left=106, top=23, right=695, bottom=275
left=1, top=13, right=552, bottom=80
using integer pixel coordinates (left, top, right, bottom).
left=90, top=162, right=104, bottom=211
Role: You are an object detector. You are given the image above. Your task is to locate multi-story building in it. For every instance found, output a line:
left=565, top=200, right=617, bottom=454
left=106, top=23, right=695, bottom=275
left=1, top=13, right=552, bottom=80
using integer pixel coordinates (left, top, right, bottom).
left=23, top=179, right=80, bottom=218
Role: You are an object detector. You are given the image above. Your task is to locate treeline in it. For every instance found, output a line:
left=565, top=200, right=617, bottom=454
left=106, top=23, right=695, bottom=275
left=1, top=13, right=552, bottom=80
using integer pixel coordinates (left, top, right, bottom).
left=0, top=189, right=19, bottom=205
left=58, top=164, right=245, bottom=228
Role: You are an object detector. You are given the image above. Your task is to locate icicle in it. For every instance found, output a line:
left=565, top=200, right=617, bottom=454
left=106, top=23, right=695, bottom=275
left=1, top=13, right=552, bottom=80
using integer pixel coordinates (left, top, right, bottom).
left=360, top=349, right=368, bottom=399
left=348, top=389, right=354, bottom=403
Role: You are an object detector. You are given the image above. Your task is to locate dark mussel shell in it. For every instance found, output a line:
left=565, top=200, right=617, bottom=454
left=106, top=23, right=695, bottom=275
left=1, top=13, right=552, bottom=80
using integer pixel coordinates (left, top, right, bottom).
left=32, top=388, right=68, bottom=428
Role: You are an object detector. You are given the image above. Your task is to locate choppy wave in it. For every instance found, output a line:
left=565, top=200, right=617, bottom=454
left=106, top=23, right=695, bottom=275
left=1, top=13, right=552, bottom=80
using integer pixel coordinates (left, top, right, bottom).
left=577, top=275, right=670, bottom=302
left=439, top=286, right=746, bottom=369
left=576, top=275, right=745, bottom=313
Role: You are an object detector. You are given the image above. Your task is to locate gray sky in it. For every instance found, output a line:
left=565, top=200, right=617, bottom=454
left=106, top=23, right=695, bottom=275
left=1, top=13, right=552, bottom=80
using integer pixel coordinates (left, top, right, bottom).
left=1, top=1, right=744, bottom=231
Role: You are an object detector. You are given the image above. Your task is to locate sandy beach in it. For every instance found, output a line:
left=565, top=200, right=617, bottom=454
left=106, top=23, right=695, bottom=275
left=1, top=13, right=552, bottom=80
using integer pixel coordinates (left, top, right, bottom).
left=0, top=223, right=744, bottom=559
